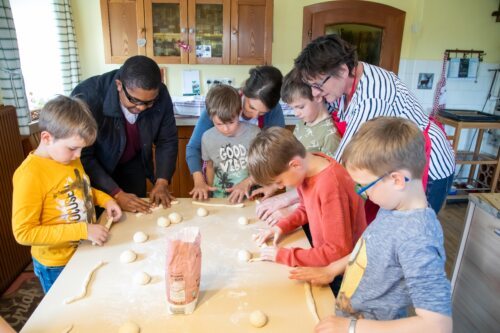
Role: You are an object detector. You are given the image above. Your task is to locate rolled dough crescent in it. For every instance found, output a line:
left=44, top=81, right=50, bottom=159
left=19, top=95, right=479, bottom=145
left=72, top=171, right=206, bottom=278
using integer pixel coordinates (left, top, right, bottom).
left=192, top=201, right=244, bottom=208
left=304, top=282, right=320, bottom=323
left=64, top=261, right=106, bottom=304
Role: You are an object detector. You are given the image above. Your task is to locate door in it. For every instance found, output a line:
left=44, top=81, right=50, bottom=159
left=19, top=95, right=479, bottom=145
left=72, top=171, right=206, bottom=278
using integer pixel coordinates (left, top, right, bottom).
left=302, top=1, right=405, bottom=74
left=188, top=0, right=231, bottom=64
left=144, top=0, right=188, bottom=64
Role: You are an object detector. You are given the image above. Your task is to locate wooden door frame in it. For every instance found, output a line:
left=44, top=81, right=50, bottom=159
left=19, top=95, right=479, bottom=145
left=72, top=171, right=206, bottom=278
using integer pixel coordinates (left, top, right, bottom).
left=302, top=0, right=405, bottom=74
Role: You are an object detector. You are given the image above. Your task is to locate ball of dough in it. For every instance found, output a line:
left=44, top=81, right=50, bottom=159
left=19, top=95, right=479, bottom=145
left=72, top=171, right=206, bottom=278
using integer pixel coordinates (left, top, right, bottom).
left=133, top=231, right=148, bottom=243
left=249, top=310, right=268, bottom=328
left=118, top=320, right=140, bottom=333
left=238, top=216, right=249, bottom=225
left=157, top=216, right=171, bottom=227
left=168, top=212, right=182, bottom=224
left=196, top=207, right=208, bottom=217
left=133, top=271, right=151, bottom=285
left=120, top=250, right=137, bottom=264
left=238, top=250, right=252, bottom=262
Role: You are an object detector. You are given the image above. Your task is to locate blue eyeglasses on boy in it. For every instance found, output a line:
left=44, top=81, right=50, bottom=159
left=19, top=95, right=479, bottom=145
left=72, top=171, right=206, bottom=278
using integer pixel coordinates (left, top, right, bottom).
left=355, top=173, right=410, bottom=200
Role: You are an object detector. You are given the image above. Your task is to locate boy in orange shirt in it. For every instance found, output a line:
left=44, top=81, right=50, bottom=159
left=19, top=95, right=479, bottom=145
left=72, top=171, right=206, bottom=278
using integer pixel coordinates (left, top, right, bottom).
left=248, top=127, right=366, bottom=295
left=12, top=96, right=121, bottom=293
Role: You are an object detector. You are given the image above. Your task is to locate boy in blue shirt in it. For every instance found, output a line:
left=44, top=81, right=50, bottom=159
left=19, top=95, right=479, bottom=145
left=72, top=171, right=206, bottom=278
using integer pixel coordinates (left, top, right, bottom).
left=290, top=117, right=452, bottom=333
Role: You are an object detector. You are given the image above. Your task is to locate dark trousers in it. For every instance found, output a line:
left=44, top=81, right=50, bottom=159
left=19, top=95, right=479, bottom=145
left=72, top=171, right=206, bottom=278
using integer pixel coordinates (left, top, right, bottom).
left=426, top=173, right=454, bottom=214
left=112, top=154, right=147, bottom=198
left=330, top=274, right=343, bottom=297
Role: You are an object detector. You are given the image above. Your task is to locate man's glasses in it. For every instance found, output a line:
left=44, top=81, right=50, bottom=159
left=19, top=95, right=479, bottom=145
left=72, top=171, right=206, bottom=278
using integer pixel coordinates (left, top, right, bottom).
left=121, top=81, right=158, bottom=107
left=303, top=75, right=331, bottom=92
left=355, top=173, right=410, bottom=200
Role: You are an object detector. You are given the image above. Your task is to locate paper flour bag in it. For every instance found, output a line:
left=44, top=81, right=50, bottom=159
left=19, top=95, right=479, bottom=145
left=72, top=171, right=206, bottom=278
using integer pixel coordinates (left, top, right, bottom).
left=166, top=227, right=201, bottom=314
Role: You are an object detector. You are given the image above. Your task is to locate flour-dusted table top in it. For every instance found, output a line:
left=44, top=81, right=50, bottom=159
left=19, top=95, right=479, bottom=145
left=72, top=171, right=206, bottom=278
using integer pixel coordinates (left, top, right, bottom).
left=21, top=198, right=334, bottom=332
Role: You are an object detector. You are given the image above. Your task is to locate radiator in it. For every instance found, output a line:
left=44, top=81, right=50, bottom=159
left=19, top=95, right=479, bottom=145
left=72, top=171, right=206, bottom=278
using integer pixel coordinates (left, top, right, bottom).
left=0, top=105, right=31, bottom=293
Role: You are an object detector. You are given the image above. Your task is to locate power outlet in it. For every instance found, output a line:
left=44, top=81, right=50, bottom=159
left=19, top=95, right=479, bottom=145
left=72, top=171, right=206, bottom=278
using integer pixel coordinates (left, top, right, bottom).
left=205, top=77, right=235, bottom=90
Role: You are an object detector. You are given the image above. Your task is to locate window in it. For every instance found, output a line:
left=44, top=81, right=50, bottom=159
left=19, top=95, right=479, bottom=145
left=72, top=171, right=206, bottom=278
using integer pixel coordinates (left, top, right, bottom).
left=10, top=0, right=64, bottom=119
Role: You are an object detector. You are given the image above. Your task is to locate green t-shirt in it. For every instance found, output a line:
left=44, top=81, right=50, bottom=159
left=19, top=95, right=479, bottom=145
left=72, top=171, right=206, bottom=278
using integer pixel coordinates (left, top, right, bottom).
left=293, top=117, right=340, bottom=158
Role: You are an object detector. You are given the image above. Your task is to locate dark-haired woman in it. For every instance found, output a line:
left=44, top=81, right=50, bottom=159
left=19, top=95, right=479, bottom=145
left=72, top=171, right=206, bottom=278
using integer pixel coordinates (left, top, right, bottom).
left=186, top=66, right=285, bottom=203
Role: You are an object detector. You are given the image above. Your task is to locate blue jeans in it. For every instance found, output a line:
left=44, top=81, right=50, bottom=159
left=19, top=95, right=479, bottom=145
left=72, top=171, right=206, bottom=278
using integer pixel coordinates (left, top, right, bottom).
left=426, top=174, right=454, bottom=214
left=32, top=258, right=65, bottom=293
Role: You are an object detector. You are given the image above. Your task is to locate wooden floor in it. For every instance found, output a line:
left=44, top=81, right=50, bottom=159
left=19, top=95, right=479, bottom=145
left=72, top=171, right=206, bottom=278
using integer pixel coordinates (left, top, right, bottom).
left=437, top=201, right=468, bottom=278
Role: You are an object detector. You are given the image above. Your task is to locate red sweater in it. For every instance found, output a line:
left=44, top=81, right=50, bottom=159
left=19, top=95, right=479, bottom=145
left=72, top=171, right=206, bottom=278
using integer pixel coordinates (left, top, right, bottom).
left=276, top=154, right=367, bottom=267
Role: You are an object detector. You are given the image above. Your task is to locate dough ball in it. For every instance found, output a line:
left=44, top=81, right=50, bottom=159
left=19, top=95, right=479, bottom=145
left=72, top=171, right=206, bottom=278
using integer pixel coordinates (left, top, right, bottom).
left=133, top=272, right=151, bottom=285
left=196, top=207, right=208, bottom=217
left=170, top=200, right=179, bottom=205
left=133, top=231, right=148, bottom=243
left=238, top=216, right=249, bottom=225
left=249, top=310, right=268, bottom=328
left=157, top=216, right=171, bottom=227
left=238, top=250, right=252, bottom=262
left=118, top=321, right=140, bottom=333
left=168, top=212, right=182, bottom=224
left=120, top=250, right=137, bottom=264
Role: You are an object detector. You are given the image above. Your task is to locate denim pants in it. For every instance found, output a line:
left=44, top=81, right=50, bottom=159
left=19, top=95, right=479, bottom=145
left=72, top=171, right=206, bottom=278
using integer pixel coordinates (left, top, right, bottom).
left=32, top=258, right=65, bottom=293
left=426, top=174, right=454, bottom=214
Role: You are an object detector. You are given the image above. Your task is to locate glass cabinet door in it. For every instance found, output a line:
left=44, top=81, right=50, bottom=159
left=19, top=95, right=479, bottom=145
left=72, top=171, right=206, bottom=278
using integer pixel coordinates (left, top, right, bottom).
left=188, top=0, right=230, bottom=64
left=145, top=0, right=188, bottom=64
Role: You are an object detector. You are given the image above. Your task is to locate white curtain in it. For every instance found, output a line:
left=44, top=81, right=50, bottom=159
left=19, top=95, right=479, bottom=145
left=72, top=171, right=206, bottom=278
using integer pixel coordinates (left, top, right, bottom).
left=52, top=0, right=81, bottom=95
left=0, top=0, right=30, bottom=135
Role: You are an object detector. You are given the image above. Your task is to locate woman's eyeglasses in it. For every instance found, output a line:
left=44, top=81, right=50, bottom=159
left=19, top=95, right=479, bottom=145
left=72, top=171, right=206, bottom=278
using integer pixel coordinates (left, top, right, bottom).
left=355, top=173, right=410, bottom=200
left=303, top=75, right=331, bottom=92
left=121, top=81, right=158, bottom=107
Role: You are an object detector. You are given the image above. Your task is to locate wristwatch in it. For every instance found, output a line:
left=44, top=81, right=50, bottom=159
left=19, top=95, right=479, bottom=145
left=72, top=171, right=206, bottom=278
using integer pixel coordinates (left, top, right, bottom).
left=348, top=317, right=357, bottom=333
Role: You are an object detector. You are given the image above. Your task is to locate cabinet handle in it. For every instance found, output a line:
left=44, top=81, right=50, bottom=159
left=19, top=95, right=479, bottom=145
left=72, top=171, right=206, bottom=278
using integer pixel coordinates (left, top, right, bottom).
left=181, top=28, right=186, bottom=33
left=189, top=28, right=195, bottom=34
left=232, top=29, right=238, bottom=35
left=137, top=38, right=146, bottom=47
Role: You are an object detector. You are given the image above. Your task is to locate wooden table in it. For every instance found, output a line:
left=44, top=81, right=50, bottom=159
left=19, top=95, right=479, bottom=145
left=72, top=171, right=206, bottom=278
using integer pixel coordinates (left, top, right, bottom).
left=21, top=199, right=335, bottom=332
left=437, top=114, right=500, bottom=200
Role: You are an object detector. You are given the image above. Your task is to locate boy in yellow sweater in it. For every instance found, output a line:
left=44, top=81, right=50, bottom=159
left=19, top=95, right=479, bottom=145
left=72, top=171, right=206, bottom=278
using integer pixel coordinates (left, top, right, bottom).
left=12, top=95, right=122, bottom=293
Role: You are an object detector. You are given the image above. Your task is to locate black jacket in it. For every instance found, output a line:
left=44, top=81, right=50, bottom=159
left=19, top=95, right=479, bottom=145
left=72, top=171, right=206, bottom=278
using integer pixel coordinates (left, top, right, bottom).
left=71, top=69, right=178, bottom=195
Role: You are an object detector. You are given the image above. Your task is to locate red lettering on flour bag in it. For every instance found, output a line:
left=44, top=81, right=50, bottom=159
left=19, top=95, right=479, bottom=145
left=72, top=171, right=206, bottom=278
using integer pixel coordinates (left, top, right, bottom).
left=166, top=227, right=202, bottom=314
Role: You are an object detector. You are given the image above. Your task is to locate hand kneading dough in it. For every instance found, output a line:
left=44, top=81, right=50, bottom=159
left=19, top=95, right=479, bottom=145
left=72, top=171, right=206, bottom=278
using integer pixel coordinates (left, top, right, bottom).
left=118, top=321, right=140, bottom=333
left=168, top=212, right=182, bottom=224
left=238, top=250, right=252, bottom=262
left=120, top=250, right=137, bottom=263
left=157, top=216, right=171, bottom=227
left=238, top=216, right=249, bottom=225
left=133, top=272, right=151, bottom=285
left=133, top=231, right=148, bottom=243
left=249, top=310, right=268, bottom=328
left=196, top=207, right=208, bottom=217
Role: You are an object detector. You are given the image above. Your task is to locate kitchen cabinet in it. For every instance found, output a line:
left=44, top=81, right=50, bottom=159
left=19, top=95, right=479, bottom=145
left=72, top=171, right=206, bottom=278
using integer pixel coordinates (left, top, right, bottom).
left=451, top=193, right=500, bottom=332
left=100, top=0, right=273, bottom=65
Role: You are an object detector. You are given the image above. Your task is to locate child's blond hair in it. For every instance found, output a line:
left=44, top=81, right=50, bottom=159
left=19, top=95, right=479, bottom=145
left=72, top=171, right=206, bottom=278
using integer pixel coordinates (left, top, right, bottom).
left=342, top=117, right=426, bottom=179
left=248, top=127, right=306, bottom=185
left=280, top=68, right=313, bottom=104
left=38, top=95, right=97, bottom=145
left=205, top=84, right=241, bottom=122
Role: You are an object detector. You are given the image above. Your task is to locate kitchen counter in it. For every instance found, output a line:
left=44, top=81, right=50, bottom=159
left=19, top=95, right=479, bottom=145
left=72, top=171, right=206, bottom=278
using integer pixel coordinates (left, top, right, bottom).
left=175, top=115, right=300, bottom=126
left=21, top=198, right=335, bottom=332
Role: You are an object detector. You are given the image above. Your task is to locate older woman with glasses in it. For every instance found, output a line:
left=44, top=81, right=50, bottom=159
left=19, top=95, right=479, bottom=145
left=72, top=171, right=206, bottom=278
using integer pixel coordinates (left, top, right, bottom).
left=258, top=35, right=454, bottom=225
left=71, top=55, right=178, bottom=214
left=295, top=34, right=455, bottom=217
left=186, top=66, right=285, bottom=203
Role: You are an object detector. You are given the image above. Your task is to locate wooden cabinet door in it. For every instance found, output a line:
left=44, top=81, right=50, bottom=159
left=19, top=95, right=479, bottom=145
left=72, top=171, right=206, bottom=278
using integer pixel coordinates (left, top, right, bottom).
left=101, top=0, right=146, bottom=64
left=144, top=0, right=188, bottom=64
left=188, top=0, right=231, bottom=64
left=230, top=0, right=273, bottom=65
